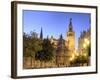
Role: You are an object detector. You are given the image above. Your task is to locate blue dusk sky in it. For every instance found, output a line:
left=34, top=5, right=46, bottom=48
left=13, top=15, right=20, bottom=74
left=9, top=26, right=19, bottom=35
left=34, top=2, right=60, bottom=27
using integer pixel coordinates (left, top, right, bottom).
left=23, top=10, right=90, bottom=48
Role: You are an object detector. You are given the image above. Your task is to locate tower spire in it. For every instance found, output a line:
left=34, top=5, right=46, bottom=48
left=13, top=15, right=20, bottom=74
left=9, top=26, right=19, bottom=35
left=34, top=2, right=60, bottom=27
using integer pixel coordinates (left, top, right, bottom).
left=40, top=27, right=43, bottom=39
left=68, top=18, right=73, bottom=32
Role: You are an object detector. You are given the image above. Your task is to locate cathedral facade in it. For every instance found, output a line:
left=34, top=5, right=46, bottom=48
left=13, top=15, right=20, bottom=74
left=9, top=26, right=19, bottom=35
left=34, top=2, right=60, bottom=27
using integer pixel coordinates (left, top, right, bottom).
left=23, top=18, right=76, bottom=68
left=50, top=18, right=76, bottom=67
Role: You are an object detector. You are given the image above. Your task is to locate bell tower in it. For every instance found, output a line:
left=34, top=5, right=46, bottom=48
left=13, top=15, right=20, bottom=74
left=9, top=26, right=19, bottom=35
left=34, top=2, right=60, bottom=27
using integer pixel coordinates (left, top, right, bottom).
left=66, top=18, right=75, bottom=50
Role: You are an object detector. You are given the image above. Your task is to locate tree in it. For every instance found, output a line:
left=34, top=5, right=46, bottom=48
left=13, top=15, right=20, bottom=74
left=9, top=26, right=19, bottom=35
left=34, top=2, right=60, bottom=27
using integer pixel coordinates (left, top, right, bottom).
left=70, top=54, right=88, bottom=66
left=35, top=38, right=55, bottom=62
left=23, top=31, right=42, bottom=67
left=23, top=32, right=31, bottom=57
left=30, top=31, right=38, bottom=38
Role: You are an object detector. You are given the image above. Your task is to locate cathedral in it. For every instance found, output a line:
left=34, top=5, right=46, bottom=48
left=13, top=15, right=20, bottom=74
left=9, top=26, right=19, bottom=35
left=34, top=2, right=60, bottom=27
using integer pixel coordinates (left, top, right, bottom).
left=23, top=18, right=76, bottom=68
left=50, top=18, right=75, bottom=50
left=50, top=18, right=76, bottom=67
